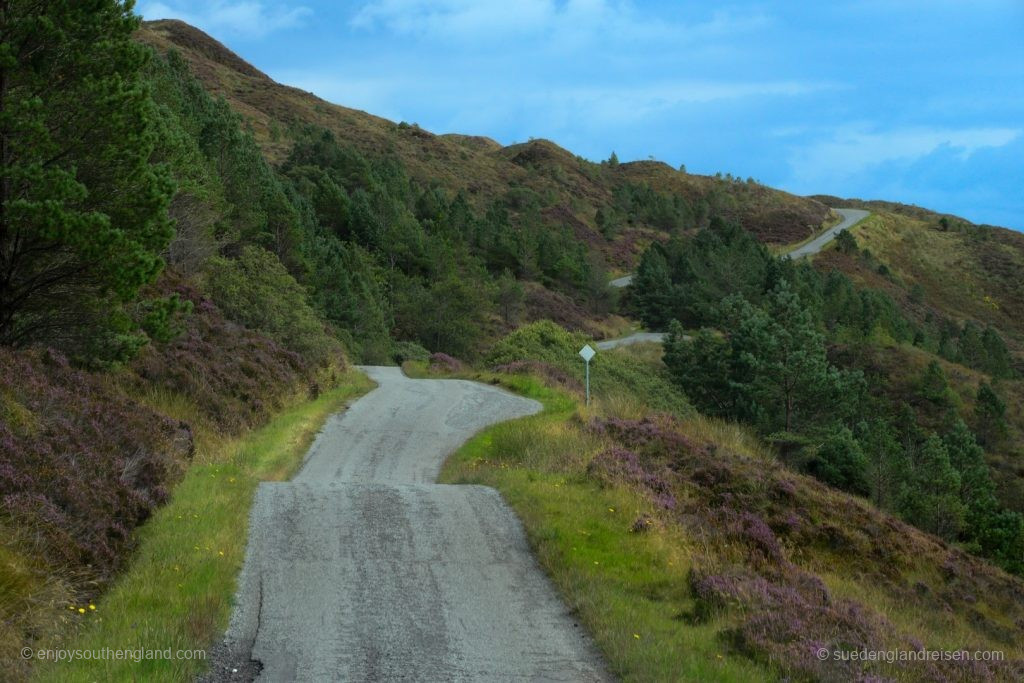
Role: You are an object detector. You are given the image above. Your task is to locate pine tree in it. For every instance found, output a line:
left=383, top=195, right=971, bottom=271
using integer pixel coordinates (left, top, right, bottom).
left=0, top=1, right=175, bottom=356
left=974, top=382, right=1008, bottom=448
left=981, top=326, right=1013, bottom=378
left=898, top=434, right=964, bottom=540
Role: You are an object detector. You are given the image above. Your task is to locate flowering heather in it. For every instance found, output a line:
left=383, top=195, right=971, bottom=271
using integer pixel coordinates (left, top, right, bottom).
left=587, top=414, right=1024, bottom=680
left=429, top=352, right=465, bottom=373
left=132, top=278, right=322, bottom=434
left=588, top=447, right=677, bottom=510
left=0, top=347, right=188, bottom=579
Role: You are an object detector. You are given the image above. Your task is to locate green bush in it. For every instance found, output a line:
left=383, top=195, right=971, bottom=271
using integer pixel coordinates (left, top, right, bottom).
left=391, top=340, right=430, bottom=364
left=204, top=246, right=338, bottom=365
left=487, top=321, right=691, bottom=414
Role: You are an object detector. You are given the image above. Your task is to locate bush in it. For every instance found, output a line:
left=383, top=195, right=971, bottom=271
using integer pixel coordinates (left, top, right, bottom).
left=204, top=247, right=339, bottom=365
left=391, top=340, right=430, bottom=364
left=488, top=321, right=690, bottom=414
left=0, top=348, right=191, bottom=580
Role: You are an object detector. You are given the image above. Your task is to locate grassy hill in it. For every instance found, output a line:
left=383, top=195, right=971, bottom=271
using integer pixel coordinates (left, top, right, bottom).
left=135, top=20, right=831, bottom=262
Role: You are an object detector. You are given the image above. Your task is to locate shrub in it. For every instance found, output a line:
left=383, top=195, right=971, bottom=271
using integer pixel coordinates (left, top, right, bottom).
left=204, top=246, right=339, bottom=365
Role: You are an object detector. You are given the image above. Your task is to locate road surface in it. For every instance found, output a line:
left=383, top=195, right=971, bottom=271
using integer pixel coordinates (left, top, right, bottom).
left=784, top=208, right=869, bottom=259
left=596, top=332, right=666, bottom=349
left=205, top=367, right=608, bottom=682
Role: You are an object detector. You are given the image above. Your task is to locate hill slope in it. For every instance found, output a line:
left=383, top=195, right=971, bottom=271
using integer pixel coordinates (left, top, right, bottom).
left=136, top=19, right=832, bottom=263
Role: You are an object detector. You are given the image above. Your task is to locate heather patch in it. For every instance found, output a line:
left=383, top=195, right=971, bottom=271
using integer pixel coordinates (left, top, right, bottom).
left=0, top=348, right=189, bottom=580
left=586, top=414, right=1024, bottom=681
left=429, top=352, right=465, bottom=373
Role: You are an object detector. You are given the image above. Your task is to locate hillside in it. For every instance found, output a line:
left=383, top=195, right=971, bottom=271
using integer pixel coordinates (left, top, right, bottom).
left=135, top=20, right=832, bottom=262
left=2, top=7, right=1023, bottom=681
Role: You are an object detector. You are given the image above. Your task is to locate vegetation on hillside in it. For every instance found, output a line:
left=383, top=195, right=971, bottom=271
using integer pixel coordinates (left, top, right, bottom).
left=628, top=217, right=1024, bottom=575
left=1, top=4, right=1023, bottom=681
left=428, top=330, right=1024, bottom=682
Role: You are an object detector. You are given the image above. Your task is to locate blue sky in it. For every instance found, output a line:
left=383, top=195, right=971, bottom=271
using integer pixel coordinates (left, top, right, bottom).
left=138, top=1, right=1024, bottom=230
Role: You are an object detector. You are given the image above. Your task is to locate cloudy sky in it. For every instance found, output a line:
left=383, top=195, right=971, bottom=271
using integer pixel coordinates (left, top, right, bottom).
left=138, top=1, right=1024, bottom=230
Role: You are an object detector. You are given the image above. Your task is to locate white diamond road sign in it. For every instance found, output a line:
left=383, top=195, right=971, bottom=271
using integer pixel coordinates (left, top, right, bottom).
left=579, top=344, right=595, bottom=362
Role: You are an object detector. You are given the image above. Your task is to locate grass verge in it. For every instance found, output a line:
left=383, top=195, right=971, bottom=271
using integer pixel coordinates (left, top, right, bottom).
left=431, top=367, right=770, bottom=682
left=30, top=369, right=374, bottom=682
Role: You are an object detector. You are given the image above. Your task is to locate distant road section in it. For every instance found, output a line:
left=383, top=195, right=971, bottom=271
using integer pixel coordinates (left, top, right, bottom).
left=608, top=208, right=870, bottom=291
left=785, top=208, right=870, bottom=259
left=596, top=331, right=666, bottom=349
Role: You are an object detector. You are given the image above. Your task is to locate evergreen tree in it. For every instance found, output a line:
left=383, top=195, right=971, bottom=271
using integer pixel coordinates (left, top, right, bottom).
left=974, top=382, right=1008, bottom=448
left=834, top=229, right=858, bottom=254
left=898, top=434, right=964, bottom=541
left=808, top=426, right=870, bottom=496
left=855, top=419, right=907, bottom=508
left=663, top=323, right=732, bottom=417
left=958, top=321, right=985, bottom=368
left=631, top=246, right=675, bottom=329
left=981, top=326, right=1013, bottom=378
left=729, top=284, right=860, bottom=433
left=0, top=1, right=175, bottom=357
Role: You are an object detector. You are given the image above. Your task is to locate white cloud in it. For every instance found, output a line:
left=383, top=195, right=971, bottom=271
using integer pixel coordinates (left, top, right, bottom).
left=349, top=0, right=768, bottom=45
left=787, top=125, right=1021, bottom=189
left=138, top=1, right=312, bottom=39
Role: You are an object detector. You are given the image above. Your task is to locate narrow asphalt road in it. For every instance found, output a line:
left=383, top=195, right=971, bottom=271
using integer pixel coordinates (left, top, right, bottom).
left=598, top=207, right=869, bottom=349
left=205, top=367, right=609, bottom=682
left=784, top=207, right=869, bottom=259
left=595, top=331, right=666, bottom=349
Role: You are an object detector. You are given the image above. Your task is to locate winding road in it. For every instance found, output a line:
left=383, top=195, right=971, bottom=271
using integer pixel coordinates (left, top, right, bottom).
left=207, top=367, right=608, bottom=682
left=784, top=208, right=869, bottom=260
left=598, top=207, right=869, bottom=349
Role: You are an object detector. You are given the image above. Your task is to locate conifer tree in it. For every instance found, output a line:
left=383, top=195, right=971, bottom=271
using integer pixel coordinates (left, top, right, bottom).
left=0, top=1, right=174, bottom=355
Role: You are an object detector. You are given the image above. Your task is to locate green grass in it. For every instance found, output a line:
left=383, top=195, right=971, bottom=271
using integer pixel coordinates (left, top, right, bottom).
left=31, top=369, right=374, bottom=683
left=435, top=373, right=770, bottom=682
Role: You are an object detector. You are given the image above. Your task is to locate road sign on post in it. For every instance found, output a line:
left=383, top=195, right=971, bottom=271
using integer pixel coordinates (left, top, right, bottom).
left=579, top=344, right=595, bottom=406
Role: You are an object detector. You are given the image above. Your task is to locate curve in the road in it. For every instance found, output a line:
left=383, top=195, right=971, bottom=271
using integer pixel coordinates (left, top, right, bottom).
left=207, top=367, right=609, bottom=682
left=783, top=207, right=870, bottom=260
left=598, top=207, right=869, bottom=349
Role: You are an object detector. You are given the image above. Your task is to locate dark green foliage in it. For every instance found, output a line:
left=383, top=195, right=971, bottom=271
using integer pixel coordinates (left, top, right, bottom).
left=806, top=426, right=870, bottom=496
left=632, top=217, right=771, bottom=329
left=663, top=323, right=732, bottom=417
left=138, top=294, right=193, bottom=344
left=855, top=419, right=906, bottom=508
left=981, top=326, right=1014, bottom=378
left=897, top=434, right=964, bottom=540
left=919, top=360, right=956, bottom=407
left=932, top=317, right=1014, bottom=379
left=0, top=1, right=175, bottom=359
left=834, top=228, right=857, bottom=254
left=718, top=284, right=863, bottom=434
left=974, top=382, right=1008, bottom=448
left=204, top=247, right=338, bottom=365
left=496, top=269, right=525, bottom=325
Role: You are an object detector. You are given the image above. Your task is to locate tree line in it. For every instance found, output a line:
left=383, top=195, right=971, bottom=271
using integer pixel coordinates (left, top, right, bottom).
left=630, top=218, right=1023, bottom=574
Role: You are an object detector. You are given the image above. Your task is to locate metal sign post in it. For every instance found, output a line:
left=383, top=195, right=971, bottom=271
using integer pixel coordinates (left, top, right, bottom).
left=579, top=344, right=595, bottom=406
